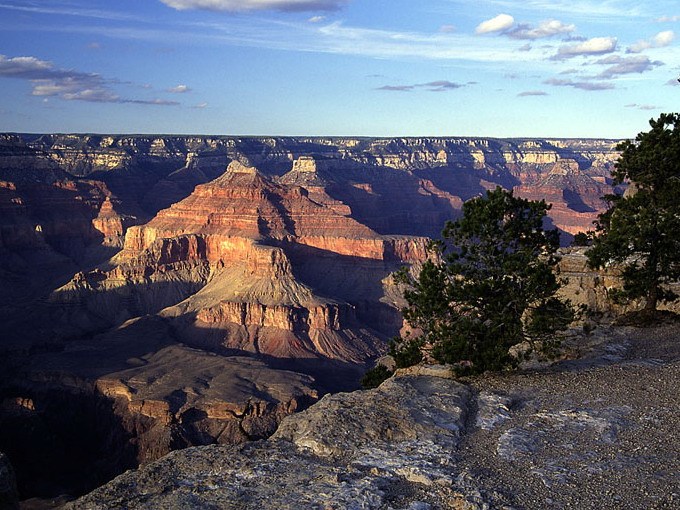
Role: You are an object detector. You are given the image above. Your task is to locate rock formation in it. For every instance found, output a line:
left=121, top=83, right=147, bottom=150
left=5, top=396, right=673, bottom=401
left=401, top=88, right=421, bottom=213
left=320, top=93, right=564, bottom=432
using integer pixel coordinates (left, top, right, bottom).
left=0, top=133, right=621, bottom=502
left=66, top=324, right=680, bottom=509
left=514, top=158, right=611, bottom=235
left=0, top=315, right=318, bottom=500
left=51, top=159, right=426, bottom=367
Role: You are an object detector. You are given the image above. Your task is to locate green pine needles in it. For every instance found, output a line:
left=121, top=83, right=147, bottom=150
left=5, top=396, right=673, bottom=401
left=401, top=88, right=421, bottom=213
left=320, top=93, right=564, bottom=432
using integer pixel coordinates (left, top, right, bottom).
left=393, top=187, right=575, bottom=375
left=588, top=113, right=680, bottom=312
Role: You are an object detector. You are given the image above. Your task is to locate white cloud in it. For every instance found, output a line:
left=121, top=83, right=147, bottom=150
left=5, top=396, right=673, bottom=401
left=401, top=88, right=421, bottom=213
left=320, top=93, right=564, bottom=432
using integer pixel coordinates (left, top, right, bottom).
left=654, top=30, right=675, bottom=46
left=475, top=14, right=515, bottom=35
left=62, top=88, right=121, bottom=102
left=192, top=102, right=209, bottom=108
left=159, top=0, right=348, bottom=12
left=168, top=84, right=191, bottom=93
left=627, top=40, right=651, bottom=53
left=0, top=55, right=57, bottom=79
left=628, top=30, right=674, bottom=53
left=474, top=15, right=575, bottom=41
left=656, top=15, right=680, bottom=22
left=308, top=16, right=325, bottom=22
left=507, top=19, right=575, bottom=40
left=0, top=53, right=180, bottom=105
left=551, top=36, right=617, bottom=60
left=544, top=77, right=615, bottom=90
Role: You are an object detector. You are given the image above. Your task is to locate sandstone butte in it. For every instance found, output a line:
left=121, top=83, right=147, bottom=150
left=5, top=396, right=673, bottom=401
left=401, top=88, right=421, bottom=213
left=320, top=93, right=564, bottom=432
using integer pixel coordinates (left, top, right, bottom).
left=0, top=133, right=627, bottom=503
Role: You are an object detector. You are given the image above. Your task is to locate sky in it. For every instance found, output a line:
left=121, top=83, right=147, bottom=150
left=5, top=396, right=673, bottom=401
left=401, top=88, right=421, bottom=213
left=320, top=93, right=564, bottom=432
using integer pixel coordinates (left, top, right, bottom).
left=0, top=0, right=678, bottom=138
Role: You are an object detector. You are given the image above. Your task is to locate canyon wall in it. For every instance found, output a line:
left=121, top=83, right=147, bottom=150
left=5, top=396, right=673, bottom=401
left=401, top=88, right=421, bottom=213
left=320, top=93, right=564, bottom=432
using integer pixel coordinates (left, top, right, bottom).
left=0, top=133, right=620, bottom=501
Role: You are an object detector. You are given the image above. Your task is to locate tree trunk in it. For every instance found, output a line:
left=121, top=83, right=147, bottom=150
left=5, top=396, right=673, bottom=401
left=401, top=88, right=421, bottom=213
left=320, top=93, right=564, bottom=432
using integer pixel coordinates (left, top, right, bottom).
left=645, top=286, right=659, bottom=311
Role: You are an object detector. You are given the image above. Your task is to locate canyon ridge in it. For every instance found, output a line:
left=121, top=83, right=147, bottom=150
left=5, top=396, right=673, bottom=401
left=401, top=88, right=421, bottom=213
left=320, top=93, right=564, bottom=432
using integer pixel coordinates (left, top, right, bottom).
left=0, top=134, right=621, bottom=502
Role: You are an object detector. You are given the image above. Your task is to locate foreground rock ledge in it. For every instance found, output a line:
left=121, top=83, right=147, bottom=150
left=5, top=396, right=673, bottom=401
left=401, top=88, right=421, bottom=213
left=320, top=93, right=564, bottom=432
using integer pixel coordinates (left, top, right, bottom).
left=67, top=325, right=680, bottom=510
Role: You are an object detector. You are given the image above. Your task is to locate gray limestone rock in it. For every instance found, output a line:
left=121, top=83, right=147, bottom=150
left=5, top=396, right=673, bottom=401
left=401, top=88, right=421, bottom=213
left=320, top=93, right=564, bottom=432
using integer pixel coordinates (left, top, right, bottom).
left=67, top=374, right=479, bottom=510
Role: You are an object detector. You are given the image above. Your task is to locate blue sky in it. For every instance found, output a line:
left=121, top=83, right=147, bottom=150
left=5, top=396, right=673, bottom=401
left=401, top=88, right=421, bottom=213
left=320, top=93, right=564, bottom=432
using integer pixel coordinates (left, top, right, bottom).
left=0, top=0, right=677, bottom=137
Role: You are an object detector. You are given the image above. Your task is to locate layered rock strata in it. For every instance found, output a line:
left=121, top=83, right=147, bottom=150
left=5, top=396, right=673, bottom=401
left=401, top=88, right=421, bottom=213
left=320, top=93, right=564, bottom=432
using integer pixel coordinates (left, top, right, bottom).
left=55, top=160, right=425, bottom=364
left=0, top=133, right=621, bottom=502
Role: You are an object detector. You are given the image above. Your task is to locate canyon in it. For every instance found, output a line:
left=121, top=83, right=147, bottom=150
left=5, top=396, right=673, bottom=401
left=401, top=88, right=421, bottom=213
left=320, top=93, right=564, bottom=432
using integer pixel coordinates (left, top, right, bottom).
left=0, top=133, right=621, bottom=502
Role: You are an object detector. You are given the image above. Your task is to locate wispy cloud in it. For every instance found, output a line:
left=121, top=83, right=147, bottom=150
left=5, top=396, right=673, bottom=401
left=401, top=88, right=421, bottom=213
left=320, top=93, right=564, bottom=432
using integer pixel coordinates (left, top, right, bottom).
left=377, top=85, right=414, bottom=92
left=518, top=90, right=548, bottom=96
left=544, top=77, right=615, bottom=90
left=421, top=80, right=465, bottom=91
left=594, top=55, right=664, bottom=78
left=625, top=103, right=659, bottom=110
left=308, top=21, right=536, bottom=62
left=11, top=11, right=543, bottom=65
left=377, top=80, right=465, bottom=92
left=192, top=102, right=209, bottom=108
left=0, top=54, right=179, bottom=105
left=0, top=2, right=138, bottom=21
left=507, top=19, right=575, bottom=40
left=158, top=0, right=349, bottom=12
left=551, top=36, right=617, bottom=60
left=656, top=15, right=680, bottom=22
left=627, top=30, right=674, bottom=53
left=481, top=0, right=645, bottom=19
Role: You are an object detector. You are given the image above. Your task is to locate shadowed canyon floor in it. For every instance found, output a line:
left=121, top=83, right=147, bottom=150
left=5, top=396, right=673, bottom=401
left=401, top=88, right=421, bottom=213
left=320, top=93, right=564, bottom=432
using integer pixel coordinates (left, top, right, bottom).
left=0, top=134, right=622, bottom=501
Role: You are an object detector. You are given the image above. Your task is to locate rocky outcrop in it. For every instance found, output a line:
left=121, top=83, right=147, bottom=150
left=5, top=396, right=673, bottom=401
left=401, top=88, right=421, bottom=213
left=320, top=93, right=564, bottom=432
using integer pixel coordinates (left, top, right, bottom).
left=54, top=160, right=424, bottom=366
left=67, top=372, right=475, bottom=509
left=92, top=344, right=318, bottom=461
left=557, top=247, right=680, bottom=315
left=0, top=316, right=318, bottom=500
left=66, top=324, right=680, bottom=509
left=197, top=301, right=351, bottom=332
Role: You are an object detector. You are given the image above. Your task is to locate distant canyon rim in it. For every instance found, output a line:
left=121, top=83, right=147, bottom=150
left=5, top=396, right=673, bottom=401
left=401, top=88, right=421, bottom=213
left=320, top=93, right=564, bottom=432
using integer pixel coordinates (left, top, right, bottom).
left=0, top=134, right=623, bottom=501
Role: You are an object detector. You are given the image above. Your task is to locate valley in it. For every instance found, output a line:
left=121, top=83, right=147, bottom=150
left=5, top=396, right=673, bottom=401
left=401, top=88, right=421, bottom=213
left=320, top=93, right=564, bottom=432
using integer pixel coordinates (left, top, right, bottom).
left=0, top=133, right=620, bottom=501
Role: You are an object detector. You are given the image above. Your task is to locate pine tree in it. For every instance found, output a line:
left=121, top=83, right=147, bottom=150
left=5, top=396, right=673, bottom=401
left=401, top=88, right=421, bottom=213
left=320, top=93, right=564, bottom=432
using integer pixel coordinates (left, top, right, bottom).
left=587, top=113, right=680, bottom=311
left=393, top=187, right=575, bottom=374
